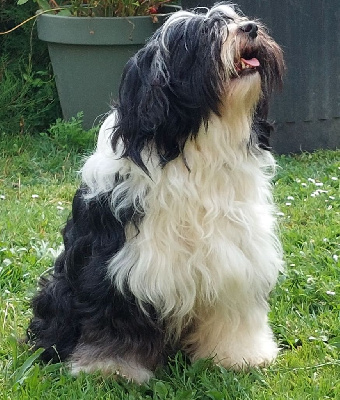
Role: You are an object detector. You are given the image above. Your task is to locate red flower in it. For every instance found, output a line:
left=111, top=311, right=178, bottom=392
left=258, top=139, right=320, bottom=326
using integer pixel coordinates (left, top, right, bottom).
left=148, top=6, right=158, bottom=14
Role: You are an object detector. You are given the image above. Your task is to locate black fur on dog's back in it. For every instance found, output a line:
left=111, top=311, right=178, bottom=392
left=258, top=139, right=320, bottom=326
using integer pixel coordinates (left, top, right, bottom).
left=27, top=188, right=168, bottom=369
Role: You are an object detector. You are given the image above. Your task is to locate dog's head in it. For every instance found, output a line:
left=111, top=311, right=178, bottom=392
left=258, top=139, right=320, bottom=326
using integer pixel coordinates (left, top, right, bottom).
left=112, top=4, right=284, bottom=173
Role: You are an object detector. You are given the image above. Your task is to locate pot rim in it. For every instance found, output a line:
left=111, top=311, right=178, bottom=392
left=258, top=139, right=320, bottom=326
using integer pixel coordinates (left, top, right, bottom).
left=37, top=6, right=181, bottom=45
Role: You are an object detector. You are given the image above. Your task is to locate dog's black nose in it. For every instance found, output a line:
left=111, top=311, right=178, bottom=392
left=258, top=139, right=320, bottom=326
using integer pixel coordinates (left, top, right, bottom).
left=240, top=22, right=258, bottom=39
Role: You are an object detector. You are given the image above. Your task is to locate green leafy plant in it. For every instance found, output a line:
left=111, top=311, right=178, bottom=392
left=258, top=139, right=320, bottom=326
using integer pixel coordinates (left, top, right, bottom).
left=0, top=0, right=62, bottom=134
left=43, top=112, right=98, bottom=151
left=0, top=58, right=60, bottom=134
left=18, top=0, right=175, bottom=17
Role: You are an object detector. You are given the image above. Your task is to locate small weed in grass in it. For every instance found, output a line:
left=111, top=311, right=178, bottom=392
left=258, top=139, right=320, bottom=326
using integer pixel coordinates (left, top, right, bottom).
left=44, top=113, right=99, bottom=152
left=0, top=128, right=339, bottom=399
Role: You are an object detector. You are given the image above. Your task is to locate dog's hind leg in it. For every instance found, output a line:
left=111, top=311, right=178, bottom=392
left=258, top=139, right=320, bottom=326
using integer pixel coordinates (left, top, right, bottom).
left=68, top=316, right=167, bottom=384
left=67, top=291, right=167, bottom=383
left=27, top=254, right=81, bottom=363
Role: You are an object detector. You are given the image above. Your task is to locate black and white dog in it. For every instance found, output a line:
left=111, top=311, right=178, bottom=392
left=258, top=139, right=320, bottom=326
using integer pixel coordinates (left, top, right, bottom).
left=28, top=4, right=285, bottom=383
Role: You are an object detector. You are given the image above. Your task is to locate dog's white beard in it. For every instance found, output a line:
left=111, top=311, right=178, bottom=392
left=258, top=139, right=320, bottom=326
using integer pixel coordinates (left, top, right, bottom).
left=81, top=76, right=283, bottom=368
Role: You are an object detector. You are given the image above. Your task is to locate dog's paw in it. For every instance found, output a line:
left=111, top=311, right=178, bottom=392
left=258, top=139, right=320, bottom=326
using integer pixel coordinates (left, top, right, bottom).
left=69, top=354, right=153, bottom=383
left=217, top=337, right=279, bottom=370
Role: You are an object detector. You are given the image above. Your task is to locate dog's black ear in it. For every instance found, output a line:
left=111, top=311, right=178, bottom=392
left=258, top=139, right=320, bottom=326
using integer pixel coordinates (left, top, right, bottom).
left=111, top=16, right=227, bottom=173
left=112, top=42, right=171, bottom=174
left=252, top=118, right=273, bottom=150
left=252, top=98, right=272, bottom=150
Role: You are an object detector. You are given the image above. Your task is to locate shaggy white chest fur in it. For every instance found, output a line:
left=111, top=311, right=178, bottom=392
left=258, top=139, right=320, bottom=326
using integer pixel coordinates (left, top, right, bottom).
left=82, top=111, right=283, bottom=340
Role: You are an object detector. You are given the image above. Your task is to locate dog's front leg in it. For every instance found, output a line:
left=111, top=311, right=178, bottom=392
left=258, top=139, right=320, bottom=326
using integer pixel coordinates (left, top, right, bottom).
left=183, top=303, right=279, bottom=369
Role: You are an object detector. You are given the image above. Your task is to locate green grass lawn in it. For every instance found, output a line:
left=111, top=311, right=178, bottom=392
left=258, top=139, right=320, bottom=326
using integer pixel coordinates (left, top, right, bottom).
left=0, top=129, right=339, bottom=399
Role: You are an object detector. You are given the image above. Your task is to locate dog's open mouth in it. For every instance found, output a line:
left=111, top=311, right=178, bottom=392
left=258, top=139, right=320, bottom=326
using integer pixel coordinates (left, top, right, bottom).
left=235, top=56, right=260, bottom=76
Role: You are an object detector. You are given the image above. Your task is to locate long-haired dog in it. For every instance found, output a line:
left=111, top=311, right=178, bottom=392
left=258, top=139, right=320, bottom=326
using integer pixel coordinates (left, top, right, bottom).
left=28, top=4, right=285, bottom=383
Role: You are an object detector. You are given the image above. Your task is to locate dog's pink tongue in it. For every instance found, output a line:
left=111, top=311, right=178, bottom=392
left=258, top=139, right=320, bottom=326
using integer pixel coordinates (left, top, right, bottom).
left=241, top=57, right=260, bottom=67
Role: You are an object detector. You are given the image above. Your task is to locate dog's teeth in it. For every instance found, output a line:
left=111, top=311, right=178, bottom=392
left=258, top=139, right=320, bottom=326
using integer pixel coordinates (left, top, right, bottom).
left=241, top=62, right=253, bottom=70
left=240, top=61, right=255, bottom=71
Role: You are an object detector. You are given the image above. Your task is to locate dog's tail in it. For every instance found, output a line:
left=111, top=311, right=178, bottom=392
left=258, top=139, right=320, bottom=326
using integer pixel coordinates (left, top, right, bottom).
left=27, top=253, right=81, bottom=363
